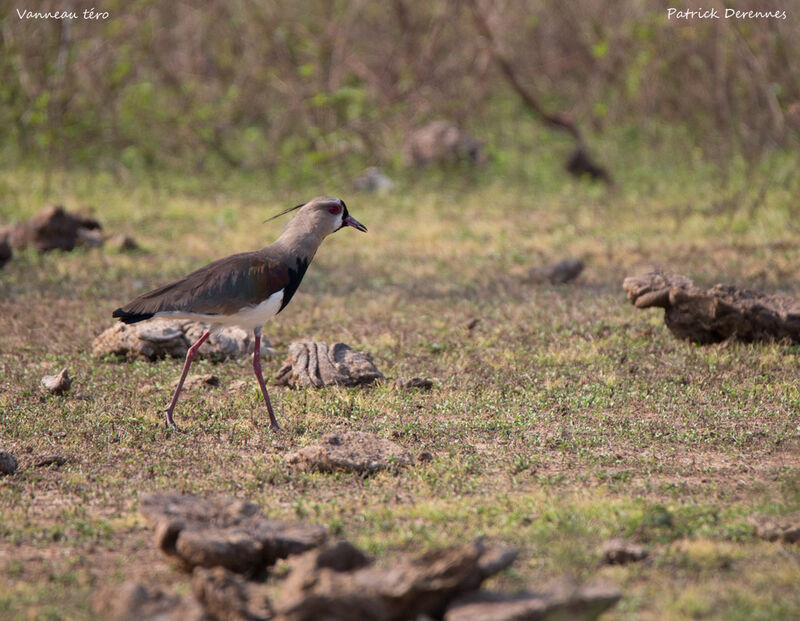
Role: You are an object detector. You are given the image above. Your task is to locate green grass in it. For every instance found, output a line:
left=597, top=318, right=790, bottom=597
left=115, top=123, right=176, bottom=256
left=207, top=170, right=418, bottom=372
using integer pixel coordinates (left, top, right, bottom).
left=1, top=138, right=800, bottom=619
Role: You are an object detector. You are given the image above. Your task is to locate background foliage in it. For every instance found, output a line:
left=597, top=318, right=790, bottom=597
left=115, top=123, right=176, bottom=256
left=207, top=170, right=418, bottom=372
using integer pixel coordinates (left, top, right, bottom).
left=1, top=0, right=799, bottom=181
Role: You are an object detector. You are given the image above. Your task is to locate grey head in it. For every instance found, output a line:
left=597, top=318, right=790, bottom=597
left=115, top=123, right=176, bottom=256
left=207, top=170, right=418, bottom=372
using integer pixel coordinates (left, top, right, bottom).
left=271, top=196, right=367, bottom=242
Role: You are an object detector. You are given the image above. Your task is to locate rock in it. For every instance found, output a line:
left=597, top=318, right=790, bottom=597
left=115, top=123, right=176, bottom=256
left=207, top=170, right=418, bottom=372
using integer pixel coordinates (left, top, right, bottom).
left=140, top=493, right=327, bottom=573
left=176, top=528, right=264, bottom=574
left=34, top=454, right=68, bottom=468
left=286, top=540, right=371, bottom=576
left=475, top=546, right=520, bottom=578
left=445, top=580, right=622, bottom=621
left=447, top=592, right=552, bottom=621
left=565, top=147, right=612, bottom=184
left=275, top=541, right=517, bottom=621
left=787, top=100, right=800, bottom=131
left=623, top=271, right=800, bottom=344
left=107, top=233, right=139, bottom=251
left=228, top=380, right=250, bottom=392
left=466, top=318, right=481, bottom=331
left=0, top=233, right=11, bottom=267
left=176, top=374, right=220, bottom=391
left=527, top=258, right=585, bottom=284
left=135, top=492, right=620, bottom=621
left=286, top=431, right=412, bottom=474
left=395, top=377, right=433, bottom=391
left=750, top=516, right=800, bottom=544
left=41, top=368, right=72, bottom=395
left=0, top=223, right=26, bottom=249
left=6, top=205, right=102, bottom=252
left=93, top=320, right=276, bottom=362
left=274, top=342, right=383, bottom=388
left=403, top=121, right=485, bottom=167
left=92, top=580, right=205, bottom=621
left=417, top=451, right=434, bottom=463
left=600, top=538, right=649, bottom=565
left=0, top=451, right=18, bottom=475
left=192, top=566, right=273, bottom=621
left=77, top=227, right=105, bottom=248
left=353, top=167, right=396, bottom=194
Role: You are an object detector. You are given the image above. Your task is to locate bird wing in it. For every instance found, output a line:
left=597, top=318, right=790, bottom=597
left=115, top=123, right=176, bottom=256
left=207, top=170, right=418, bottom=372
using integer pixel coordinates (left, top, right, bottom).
left=114, top=251, right=300, bottom=321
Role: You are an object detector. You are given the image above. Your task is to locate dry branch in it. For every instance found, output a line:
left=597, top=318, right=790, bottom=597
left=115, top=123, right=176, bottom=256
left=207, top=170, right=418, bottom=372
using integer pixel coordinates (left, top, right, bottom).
left=467, top=0, right=611, bottom=183
left=468, top=0, right=580, bottom=140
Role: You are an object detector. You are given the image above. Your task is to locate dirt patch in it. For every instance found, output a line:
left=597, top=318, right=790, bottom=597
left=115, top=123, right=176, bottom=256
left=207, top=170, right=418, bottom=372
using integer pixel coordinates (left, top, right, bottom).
left=286, top=432, right=412, bottom=474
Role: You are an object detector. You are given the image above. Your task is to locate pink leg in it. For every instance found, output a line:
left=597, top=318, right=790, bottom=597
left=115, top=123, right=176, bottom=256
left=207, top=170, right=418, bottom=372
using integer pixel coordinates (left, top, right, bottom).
left=164, top=330, right=210, bottom=429
left=253, top=328, right=280, bottom=431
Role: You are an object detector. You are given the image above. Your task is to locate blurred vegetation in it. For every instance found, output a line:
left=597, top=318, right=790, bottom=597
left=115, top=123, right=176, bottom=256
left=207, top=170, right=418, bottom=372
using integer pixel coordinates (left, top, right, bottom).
left=0, top=0, right=799, bottom=184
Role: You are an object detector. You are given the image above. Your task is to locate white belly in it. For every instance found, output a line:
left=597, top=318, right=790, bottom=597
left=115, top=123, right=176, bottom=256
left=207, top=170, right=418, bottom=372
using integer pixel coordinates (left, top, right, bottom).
left=154, top=289, right=284, bottom=330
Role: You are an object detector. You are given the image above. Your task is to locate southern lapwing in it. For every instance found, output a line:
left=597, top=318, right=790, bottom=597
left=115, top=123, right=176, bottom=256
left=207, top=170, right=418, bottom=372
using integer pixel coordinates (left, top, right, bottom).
left=112, top=196, right=367, bottom=430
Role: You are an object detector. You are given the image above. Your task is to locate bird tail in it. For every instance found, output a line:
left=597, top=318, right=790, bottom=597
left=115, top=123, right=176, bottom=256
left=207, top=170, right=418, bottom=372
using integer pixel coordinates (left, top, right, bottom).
left=112, top=307, right=154, bottom=324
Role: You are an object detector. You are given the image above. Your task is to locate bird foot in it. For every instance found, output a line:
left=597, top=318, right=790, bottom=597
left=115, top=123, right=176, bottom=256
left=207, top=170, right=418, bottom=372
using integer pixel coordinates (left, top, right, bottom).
left=164, top=412, right=181, bottom=432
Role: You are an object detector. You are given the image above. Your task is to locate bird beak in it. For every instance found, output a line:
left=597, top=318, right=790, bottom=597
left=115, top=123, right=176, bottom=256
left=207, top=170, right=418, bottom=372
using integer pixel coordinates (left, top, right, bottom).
left=343, top=214, right=368, bottom=232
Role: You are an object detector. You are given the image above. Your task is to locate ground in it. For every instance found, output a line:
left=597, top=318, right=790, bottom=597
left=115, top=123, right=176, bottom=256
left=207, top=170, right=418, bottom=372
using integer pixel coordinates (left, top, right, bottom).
left=1, top=152, right=799, bottom=619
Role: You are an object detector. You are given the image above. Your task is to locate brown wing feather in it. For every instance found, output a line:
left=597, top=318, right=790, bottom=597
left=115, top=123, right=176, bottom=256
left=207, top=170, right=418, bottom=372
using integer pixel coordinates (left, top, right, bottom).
left=114, top=250, right=291, bottom=321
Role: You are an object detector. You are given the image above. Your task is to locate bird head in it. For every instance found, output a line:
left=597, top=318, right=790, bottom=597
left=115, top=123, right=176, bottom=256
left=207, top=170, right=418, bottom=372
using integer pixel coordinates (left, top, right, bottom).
left=269, top=196, right=367, bottom=238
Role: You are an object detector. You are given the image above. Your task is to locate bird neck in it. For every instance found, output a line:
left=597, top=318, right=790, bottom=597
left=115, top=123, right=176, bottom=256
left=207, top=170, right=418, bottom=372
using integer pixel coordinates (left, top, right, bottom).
left=274, top=219, right=327, bottom=262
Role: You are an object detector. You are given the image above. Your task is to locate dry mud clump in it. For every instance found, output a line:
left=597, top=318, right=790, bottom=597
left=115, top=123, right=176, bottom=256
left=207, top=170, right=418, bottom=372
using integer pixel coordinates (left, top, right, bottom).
left=98, top=492, right=621, bottom=620
left=93, top=320, right=276, bottom=362
left=285, top=432, right=412, bottom=474
left=274, top=341, right=383, bottom=388
left=624, top=271, right=800, bottom=344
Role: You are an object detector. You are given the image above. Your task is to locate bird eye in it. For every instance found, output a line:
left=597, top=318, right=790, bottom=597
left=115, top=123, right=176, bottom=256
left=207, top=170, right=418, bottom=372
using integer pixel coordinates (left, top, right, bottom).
left=328, top=205, right=341, bottom=215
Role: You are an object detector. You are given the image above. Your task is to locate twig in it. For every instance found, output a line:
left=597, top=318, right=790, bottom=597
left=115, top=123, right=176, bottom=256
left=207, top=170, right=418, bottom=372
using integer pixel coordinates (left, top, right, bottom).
left=467, top=0, right=581, bottom=142
left=467, top=0, right=611, bottom=183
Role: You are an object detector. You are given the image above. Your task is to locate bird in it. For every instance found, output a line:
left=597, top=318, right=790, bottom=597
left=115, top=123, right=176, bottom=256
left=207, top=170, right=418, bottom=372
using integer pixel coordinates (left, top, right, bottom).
left=112, top=196, right=367, bottom=430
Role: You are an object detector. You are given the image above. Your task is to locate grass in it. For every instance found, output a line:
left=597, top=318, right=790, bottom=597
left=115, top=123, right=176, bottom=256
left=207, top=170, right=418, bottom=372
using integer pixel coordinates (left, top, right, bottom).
left=1, top=137, right=800, bottom=619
